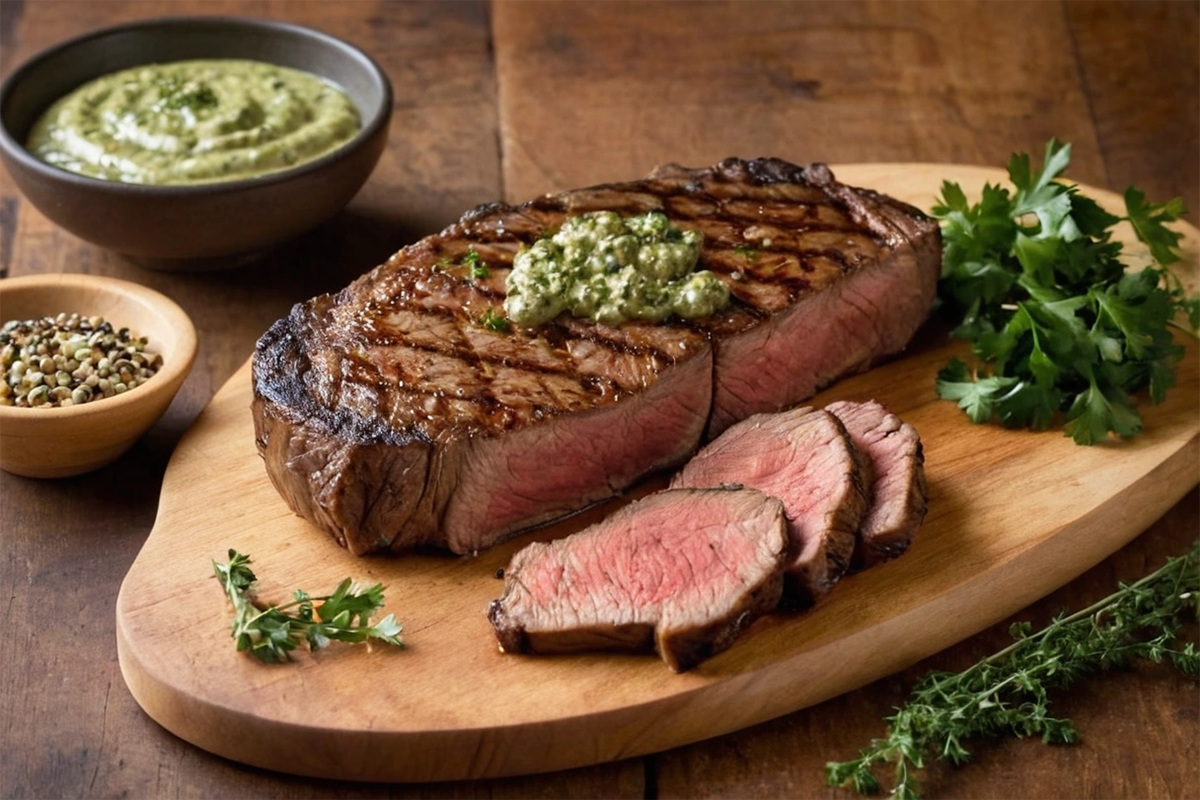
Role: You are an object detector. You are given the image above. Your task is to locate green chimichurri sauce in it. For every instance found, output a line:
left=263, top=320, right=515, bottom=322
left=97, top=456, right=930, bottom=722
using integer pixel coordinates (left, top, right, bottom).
left=26, top=59, right=360, bottom=185
left=504, top=211, right=730, bottom=327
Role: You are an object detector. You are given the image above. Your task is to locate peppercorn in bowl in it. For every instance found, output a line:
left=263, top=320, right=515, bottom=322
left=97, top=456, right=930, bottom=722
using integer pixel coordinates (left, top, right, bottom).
left=0, top=273, right=197, bottom=477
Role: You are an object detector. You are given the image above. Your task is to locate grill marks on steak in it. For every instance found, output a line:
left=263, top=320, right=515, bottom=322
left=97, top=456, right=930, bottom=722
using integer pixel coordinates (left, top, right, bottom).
left=254, top=294, right=712, bottom=555
left=673, top=163, right=942, bottom=437
left=253, top=157, right=940, bottom=555
left=826, top=400, right=927, bottom=569
left=255, top=237, right=713, bottom=555
left=670, top=406, right=868, bottom=607
left=487, top=488, right=790, bottom=672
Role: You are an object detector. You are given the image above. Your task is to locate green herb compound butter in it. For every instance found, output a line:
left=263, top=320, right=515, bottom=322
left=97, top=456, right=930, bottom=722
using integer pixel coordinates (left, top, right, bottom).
left=26, top=59, right=360, bottom=185
left=504, top=211, right=730, bottom=327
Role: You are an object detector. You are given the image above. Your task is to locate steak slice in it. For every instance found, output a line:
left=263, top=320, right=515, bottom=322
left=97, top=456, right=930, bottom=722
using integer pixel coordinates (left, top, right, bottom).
left=826, top=400, right=927, bottom=569
left=487, top=488, right=790, bottom=672
left=670, top=406, right=868, bottom=607
left=252, top=157, right=941, bottom=555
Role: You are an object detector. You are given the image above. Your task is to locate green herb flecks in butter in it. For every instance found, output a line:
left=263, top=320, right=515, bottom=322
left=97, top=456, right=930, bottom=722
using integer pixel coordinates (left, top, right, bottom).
left=504, top=211, right=729, bottom=327
left=27, top=59, right=360, bottom=185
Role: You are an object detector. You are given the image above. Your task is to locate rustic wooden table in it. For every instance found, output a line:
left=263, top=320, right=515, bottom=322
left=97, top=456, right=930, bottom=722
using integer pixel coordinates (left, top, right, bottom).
left=2, top=2, right=1197, bottom=798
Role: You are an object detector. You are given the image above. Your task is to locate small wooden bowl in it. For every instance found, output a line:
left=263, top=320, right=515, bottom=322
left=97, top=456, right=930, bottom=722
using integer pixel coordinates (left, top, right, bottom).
left=0, top=274, right=198, bottom=478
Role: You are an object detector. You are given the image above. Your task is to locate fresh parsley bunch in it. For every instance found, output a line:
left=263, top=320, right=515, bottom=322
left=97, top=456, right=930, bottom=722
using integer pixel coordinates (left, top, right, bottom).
left=213, top=549, right=404, bottom=663
left=933, top=139, right=1198, bottom=444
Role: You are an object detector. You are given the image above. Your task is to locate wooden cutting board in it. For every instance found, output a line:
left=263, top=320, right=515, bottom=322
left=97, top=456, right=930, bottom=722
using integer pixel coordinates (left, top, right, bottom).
left=115, top=165, right=1200, bottom=782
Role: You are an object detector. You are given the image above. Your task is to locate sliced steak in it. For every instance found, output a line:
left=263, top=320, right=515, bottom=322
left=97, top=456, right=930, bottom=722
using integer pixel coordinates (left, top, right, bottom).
left=252, top=157, right=940, bottom=555
left=487, top=488, right=790, bottom=672
left=826, top=400, right=927, bottom=569
left=670, top=406, right=868, bottom=607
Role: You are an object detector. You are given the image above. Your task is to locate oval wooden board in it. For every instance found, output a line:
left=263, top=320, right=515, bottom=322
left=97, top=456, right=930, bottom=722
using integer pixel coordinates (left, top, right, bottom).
left=116, top=164, right=1199, bottom=782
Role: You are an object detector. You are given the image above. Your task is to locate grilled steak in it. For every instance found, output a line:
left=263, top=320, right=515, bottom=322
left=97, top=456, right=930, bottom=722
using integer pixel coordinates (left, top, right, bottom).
left=252, top=157, right=941, bottom=555
left=253, top=296, right=711, bottom=555
left=669, top=406, right=868, bottom=607
left=826, top=400, right=927, bottom=569
left=487, top=488, right=790, bottom=672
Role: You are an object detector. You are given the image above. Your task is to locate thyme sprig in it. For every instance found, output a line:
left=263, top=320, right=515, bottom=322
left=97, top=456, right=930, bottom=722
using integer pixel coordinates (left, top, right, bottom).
left=212, top=550, right=404, bottom=663
left=827, top=540, right=1200, bottom=799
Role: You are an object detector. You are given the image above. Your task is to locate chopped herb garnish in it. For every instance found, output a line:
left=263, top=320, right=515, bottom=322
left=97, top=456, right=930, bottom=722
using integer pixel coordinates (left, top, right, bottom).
left=733, top=243, right=759, bottom=261
left=212, top=549, right=404, bottom=663
left=157, top=76, right=219, bottom=112
left=479, top=308, right=511, bottom=333
left=463, top=249, right=490, bottom=279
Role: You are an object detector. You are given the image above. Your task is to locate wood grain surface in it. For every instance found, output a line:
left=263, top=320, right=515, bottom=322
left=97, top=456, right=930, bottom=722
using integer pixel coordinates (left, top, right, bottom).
left=2, top=2, right=1197, bottom=799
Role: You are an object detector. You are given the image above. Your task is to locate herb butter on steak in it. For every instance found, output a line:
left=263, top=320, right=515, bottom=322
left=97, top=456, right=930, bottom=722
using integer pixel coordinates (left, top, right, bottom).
left=251, top=158, right=941, bottom=556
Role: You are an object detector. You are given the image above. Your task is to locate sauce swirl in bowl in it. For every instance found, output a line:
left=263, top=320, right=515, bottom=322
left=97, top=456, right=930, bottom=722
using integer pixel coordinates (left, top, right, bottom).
left=27, top=59, right=360, bottom=185
left=0, top=16, right=392, bottom=264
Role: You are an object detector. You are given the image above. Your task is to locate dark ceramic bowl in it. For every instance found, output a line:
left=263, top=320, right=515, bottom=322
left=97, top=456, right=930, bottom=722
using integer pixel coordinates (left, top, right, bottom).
left=0, top=17, right=392, bottom=269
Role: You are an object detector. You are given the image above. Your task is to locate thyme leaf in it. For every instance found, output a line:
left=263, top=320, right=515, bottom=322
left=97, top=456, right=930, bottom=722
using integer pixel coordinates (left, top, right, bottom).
left=212, top=550, right=404, bottom=663
left=827, top=539, right=1200, bottom=799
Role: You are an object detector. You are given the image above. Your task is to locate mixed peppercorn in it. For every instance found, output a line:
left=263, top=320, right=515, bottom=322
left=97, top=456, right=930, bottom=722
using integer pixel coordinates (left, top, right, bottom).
left=0, top=313, right=162, bottom=408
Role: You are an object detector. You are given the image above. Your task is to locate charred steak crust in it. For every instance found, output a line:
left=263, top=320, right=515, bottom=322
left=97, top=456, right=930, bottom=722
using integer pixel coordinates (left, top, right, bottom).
left=252, top=157, right=941, bottom=555
left=487, top=487, right=791, bottom=672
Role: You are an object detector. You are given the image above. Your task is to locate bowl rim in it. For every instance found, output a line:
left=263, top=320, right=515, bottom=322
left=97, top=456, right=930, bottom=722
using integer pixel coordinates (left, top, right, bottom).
left=0, top=15, right=394, bottom=196
left=0, top=273, right=199, bottom=421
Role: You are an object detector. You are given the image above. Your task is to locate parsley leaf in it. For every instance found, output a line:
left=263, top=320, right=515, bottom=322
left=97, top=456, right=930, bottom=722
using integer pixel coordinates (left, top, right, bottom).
left=1010, top=138, right=1080, bottom=244
left=1125, top=187, right=1187, bottom=266
left=212, top=550, right=404, bottom=663
left=1063, top=371, right=1143, bottom=445
left=933, top=139, right=1195, bottom=444
left=935, top=358, right=1017, bottom=423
